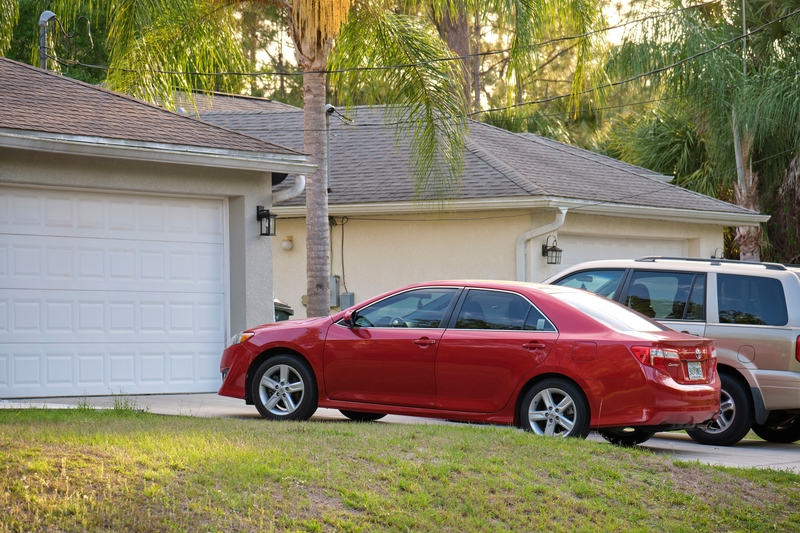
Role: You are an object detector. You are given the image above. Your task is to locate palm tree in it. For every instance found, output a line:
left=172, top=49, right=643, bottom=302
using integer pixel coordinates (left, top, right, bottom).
left=0, top=0, right=603, bottom=316
left=607, top=0, right=800, bottom=262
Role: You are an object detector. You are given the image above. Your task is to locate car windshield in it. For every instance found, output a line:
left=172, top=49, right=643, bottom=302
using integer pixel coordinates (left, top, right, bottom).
left=551, top=290, right=668, bottom=332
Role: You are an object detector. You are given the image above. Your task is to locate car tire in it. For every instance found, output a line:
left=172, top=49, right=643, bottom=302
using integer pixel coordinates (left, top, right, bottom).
left=599, top=428, right=656, bottom=447
left=518, top=378, right=590, bottom=439
left=687, top=373, right=753, bottom=446
left=251, top=355, right=318, bottom=421
left=751, top=416, right=800, bottom=443
left=339, top=410, right=386, bottom=422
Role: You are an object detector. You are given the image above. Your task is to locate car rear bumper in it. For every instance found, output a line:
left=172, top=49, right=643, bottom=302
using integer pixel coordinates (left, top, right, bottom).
left=589, top=368, right=720, bottom=429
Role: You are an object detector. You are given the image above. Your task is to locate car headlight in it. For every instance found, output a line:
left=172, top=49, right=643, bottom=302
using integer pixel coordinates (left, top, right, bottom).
left=227, top=332, right=254, bottom=347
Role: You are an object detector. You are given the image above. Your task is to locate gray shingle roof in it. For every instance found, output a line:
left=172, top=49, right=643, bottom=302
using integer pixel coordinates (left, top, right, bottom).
left=171, top=91, right=298, bottom=115
left=0, top=57, right=301, bottom=156
left=201, top=104, right=757, bottom=217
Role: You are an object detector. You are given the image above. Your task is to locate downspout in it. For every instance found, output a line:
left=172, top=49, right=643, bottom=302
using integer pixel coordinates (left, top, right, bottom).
left=516, top=207, right=568, bottom=282
left=273, top=174, right=306, bottom=204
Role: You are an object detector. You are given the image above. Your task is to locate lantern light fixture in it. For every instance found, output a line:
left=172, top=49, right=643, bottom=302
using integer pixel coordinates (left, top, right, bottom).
left=256, top=206, right=277, bottom=237
left=541, top=235, right=563, bottom=265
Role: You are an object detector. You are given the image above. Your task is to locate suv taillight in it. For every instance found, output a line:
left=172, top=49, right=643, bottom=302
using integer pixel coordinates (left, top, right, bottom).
left=796, top=336, right=800, bottom=363
left=631, top=346, right=679, bottom=369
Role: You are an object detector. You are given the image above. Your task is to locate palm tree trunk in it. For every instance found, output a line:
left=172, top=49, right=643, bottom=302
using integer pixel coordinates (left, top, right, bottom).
left=301, top=70, right=331, bottom=317
left=732, top=117, right=762, bottom=262
left=438, top=1, right=471, bottom=108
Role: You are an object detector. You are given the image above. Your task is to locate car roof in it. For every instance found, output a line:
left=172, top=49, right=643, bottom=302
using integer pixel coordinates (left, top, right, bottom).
left=555, top=256, right=799, bottom=277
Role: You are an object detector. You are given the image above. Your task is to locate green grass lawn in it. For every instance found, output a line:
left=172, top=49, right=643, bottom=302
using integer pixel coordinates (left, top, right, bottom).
left=1, top=407, right=798, bottom=532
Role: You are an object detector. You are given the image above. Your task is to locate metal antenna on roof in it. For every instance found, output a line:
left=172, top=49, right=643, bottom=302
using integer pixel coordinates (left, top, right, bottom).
left=38, top=11, right=56, bottom=70
left=37, top=12, right=95, bottom=72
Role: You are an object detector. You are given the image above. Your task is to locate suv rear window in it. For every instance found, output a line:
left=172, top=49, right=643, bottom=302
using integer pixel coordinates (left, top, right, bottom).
left=626, top=271, right=706, bottom=321
left=717, top=274, right=788, bottom=326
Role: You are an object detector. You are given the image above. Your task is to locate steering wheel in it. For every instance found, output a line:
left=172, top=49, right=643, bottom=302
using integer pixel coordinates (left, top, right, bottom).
left=390, top=317, right=408, bottom=328
left=356, top=316, right=374, bottom=327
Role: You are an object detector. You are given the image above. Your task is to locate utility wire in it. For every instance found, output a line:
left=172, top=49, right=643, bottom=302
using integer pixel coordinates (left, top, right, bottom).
left=50, top=1, right=718, bottom=78
left=193, top=69, right=799, bottom=134
left=470, top=6, right=800, bottom=116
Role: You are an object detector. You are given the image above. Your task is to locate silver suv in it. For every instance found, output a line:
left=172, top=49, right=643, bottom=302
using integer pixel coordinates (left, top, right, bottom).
left=544, top=257, right=800, bottom=446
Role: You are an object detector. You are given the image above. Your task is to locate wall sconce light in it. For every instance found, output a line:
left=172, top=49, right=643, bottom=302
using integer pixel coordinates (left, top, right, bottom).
left=541, top=235, right=563, bottom=265
left=281, top=236, right=294, bottom=251
left=256, top=206, right=277, bottom=237
left=711, top=247, right=724, bottom=259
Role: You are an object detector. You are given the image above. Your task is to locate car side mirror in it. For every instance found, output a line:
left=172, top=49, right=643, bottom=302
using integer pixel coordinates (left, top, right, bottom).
left=343, top=309, right=357, bottom=327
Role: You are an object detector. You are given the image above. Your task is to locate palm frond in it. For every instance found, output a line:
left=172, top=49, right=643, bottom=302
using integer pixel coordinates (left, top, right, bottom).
left=103, top=0, right=247, bottom=107
left=330, top=5, right=468, bottom=203
left=0, top=0, right=18, bottom=54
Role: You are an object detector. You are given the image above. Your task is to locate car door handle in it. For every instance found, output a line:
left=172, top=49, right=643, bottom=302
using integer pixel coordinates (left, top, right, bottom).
left=522, top=342, right=547, bottom=350
left=414, top=338, right=437, bottom=346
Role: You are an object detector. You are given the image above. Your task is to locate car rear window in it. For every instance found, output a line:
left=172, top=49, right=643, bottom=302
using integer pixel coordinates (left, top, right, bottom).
left=717, top=274, right=788, bottom=326
left=552, top=290, right=668, bottom=333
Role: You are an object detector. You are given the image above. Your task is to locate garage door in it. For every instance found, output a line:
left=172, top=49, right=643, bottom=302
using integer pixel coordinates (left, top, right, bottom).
left=555, top=234, right=685, bottom=272
left=0, top=186, right=226, bottom=398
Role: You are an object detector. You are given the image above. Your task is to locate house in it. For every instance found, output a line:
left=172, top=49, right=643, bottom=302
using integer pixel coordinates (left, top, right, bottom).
left=200, top=102, right=768, bottom=319
left=0, top=58, right=314, bottom=398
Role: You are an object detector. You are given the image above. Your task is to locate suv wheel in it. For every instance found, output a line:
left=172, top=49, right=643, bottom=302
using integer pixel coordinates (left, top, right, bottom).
left=687, top=374, right=753, bottom=446
left=752, top=415, right=800, bottom=443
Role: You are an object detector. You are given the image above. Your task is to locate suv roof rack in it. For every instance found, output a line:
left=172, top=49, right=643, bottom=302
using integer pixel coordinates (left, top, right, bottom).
left=635, top=256, right=788, bottom=271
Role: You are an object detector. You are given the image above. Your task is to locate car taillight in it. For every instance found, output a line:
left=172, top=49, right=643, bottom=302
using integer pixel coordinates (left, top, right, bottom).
left=796, top=336, right=800, bottom=363
left=631, top=346, right=679, bottom=368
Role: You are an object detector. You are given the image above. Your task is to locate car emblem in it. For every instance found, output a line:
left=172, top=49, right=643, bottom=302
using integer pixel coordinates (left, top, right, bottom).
left=695, top=349, right=702, bottom=359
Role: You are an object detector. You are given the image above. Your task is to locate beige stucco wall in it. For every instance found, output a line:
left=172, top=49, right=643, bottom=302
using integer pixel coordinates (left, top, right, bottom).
left=272, top=208, right=724, bottom=319
left=0, top=146, right=275, bottom=334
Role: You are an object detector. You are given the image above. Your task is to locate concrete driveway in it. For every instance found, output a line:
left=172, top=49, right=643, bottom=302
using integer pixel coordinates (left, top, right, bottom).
left=3, top=393, right=799, bottom=473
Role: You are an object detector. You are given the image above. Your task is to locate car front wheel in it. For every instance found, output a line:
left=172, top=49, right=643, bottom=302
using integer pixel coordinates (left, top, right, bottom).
left=251, top=355, right=318, bottom=421
left=687, top=373, right=753, bottom=446
left=752, top=415, right=800, bottom=443
left=518, top=378, right=590, bottom=439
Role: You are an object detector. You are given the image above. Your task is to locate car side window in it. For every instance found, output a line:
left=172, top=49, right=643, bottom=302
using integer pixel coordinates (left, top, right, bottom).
left=552, top=269, right=625, bottom=299
left=355, top=288, right=458, bottom=328
left=625, top=271, right=699, bottom=320
left=454, top=290, right=555, bottom=331
left=717, top=274, right=788, bottom=326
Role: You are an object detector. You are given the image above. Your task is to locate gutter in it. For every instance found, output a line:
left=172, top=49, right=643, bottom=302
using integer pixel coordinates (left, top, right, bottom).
left=0, top=129, right=315, bottom=174
left=516, top=208, right=568, bottom=282
left=273, top=175, right=306, bottom=203
left=271, top=196, right=769, bottom=226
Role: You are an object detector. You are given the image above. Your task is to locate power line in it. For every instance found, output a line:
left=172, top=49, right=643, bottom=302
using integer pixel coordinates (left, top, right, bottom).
left=470, top=6, right=800, bottom=116
left=50, top=1, right=718, bottom=78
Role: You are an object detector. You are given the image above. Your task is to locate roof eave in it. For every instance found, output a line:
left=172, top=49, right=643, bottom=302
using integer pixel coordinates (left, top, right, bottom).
left=273, top=196, right=769, bottom=226
left=0, top=128, right=315, bottom=174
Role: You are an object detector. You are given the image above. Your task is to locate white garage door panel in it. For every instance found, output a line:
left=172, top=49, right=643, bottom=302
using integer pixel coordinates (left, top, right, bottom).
left=1, top=290, right=224, bottom=343
left=0, top=343, right=222, bottom=395
left=0, top=186, right=227, bottom=398
left=1, top=235, right=224, bottom=292
left=557, top=234, right=685, bottom=272
left=0, top=189, right=224, bottom=244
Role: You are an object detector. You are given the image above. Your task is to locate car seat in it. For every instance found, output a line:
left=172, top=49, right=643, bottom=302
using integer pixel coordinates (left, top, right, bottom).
left=457, top=300, right=486, bottom=328
left=507, top=297, right=530, bottom=330
left=627, top=283, right=656, bottom=318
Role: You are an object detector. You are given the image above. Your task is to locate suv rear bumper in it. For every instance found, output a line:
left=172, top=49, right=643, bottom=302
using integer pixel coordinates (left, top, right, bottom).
left=752, top=370, right=800, bottom=411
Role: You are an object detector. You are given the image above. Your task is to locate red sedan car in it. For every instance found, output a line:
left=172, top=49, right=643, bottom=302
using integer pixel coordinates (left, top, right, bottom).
left=219, top=281, right=720, bottom=445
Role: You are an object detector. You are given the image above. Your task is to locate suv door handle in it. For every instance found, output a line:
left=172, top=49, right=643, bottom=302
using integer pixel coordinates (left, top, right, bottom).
left=523, top=342, right=547, bottom=350
left=414, top=338, right=437, bottom=346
